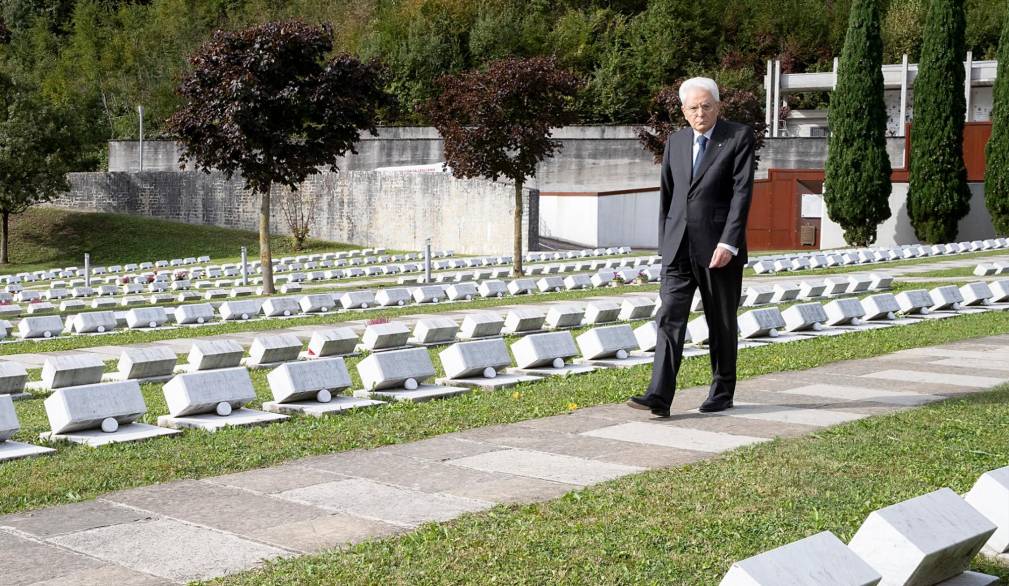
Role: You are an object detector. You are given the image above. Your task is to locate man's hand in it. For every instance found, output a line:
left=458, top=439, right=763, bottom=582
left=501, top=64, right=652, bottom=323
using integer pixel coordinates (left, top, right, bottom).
left=709, top=247, right=733, bottom=269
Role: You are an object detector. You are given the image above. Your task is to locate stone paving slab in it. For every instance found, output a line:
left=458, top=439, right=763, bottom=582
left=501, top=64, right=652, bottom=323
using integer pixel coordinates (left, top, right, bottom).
left=48, top=518, right=289, bottom=583
left=101, top=480, right=337, bottom=539
left=778, top=383, right=943, bottom=406
left=0, top=530, right=110, bottom=586
left=277, top=478, right=494, bottom=528
left=0, top=500, right=152, bottom=539
left=861, top=369, right=1008, bottom=388
left=700, top=402, right=867, bottom=427
left=29, top=564, right=173, bottom=586
left=582, top=421, right=771, bottom=453
left=448, top=448, right=645, bottom=485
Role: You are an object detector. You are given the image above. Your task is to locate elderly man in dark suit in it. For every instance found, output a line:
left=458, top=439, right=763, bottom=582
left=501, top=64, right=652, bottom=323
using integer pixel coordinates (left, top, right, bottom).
left=628, top=77, right=755, bottom=417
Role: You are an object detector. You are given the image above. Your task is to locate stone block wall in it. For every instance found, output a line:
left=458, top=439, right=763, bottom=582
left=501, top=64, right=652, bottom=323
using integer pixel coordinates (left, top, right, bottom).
left=50, top=170, right=538, bottom=255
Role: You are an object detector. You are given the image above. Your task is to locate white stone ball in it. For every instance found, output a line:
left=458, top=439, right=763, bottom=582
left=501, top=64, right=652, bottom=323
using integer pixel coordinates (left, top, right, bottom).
left=465, top=295, right=472, bottom=301
left=100, top=417, right=119, bottom=433
left=316, top=389, right=332, bottom=403
left=768, top=328, right=779, bottom=338
left=216, top=401, right=232, bottom=417
left=197, top=316, right=206, bottom=324
left=552, top=357, right=565, bottom=369
left=240, top=313, right=249, bottom=320
left=97, top=326, right=105, bottom=333
left=404, top=377, right=418, bottom=390
left=952, top=302, right=962, bottom=310
left=361, top=303, right=369, bottom=309
left=483, top=367, right=498, bottom=379
left=497, top=292, right=504, bottom=298
left=615, top=349, right=629, bottom=359
left=432, top=297, right=439, bottom=303
left=321, top=306, right=329, bottom=312
left=921, top=307, right=931, bottom=315
left=398, top=300, right=405, bottom=306
left=851, top=318, right=862, bottom=326
left=812, top=322, right=824, bottom=331
left=886, top=312, right=896, bottom=320
left=149, top=321, right=157, bottom=328
left=43, top=331, right=52, bottom=338
left=284, top=310, right=291, bottom=316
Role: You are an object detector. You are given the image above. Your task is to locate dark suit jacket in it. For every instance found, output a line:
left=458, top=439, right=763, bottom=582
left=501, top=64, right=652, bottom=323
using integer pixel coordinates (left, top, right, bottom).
left=658, top=119, right=756, bottom=266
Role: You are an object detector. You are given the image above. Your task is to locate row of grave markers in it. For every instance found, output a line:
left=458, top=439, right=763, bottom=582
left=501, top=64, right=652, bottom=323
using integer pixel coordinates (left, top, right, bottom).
left=0, top=250, right=649, bottom=322
left=0, top=263, right=662, bottom=340
left=751, top=238, right=1009, bottom=275
left=6, top=278, right=1008, bottom=458
left=0, top=319, right=661, bottom=457
left=722, top=467, right=1009, bottom=585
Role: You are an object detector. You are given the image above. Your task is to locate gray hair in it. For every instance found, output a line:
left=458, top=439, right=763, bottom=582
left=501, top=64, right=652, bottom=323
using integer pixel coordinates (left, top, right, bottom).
left=678, top=77, right=720, bottom=103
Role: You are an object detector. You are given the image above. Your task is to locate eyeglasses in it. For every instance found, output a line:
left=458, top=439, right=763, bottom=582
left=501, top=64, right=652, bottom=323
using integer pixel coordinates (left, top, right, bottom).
left=683, top=103, right=716, bottom=114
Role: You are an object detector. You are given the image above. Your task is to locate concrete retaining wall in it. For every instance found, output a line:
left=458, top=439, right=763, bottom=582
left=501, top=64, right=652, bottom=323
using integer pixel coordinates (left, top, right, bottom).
left=820, top=182, right=995, bottom=248
left=110, top=126, right=905, bottom=191
left=50, top=170, right=538, bottom=255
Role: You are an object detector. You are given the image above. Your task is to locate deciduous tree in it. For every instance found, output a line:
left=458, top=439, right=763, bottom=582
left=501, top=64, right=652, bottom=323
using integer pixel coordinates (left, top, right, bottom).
left=0, top=76, right=74, bottom=264
left=423, top=56, right=580, bottom=276
left=167, top=20, right=387, bottom=293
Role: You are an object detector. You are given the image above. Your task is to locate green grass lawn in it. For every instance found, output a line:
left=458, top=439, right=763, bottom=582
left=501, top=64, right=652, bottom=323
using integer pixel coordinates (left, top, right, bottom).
left=2, top=308, right=1008, bottom=517
left=207, top=383, right=1009, bottom=585
left=0, top=207, right=354, bottom=275
left=911, top=266, right=992, bottom=279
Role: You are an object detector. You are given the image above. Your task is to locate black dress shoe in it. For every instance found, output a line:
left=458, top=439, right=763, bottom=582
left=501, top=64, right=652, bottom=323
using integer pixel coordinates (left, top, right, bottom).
left=627, top=395, right=671, bottom=417
left=698, top=400, right=733, bottom=413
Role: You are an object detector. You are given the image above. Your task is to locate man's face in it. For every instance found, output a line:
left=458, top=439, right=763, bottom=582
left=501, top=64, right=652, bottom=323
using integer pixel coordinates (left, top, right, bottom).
left=681, top=88, right=720, bottom=134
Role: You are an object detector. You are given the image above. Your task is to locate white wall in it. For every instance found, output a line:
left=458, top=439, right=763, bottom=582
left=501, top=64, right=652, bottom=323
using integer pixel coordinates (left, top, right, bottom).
left=821, top=182, right=995, bottom=248
left=539, top=190, right=660, bottom=248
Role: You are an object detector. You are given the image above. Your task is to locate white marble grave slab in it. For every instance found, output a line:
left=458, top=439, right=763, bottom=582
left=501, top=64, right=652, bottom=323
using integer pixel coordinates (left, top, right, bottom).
left=720, top=531, right=881, bottom=586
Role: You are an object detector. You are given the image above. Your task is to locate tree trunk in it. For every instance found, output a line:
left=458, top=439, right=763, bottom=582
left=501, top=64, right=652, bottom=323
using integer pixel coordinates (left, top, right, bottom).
left=513, top=180, right=524, bottom=277
left=260, top=187, right=275, bottom=295
left=0, top=210, right=8, bottom=265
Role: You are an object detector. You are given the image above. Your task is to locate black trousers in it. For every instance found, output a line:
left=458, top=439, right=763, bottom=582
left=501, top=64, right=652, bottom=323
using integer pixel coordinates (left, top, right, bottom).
left=645, top=233, right=742, bottom=409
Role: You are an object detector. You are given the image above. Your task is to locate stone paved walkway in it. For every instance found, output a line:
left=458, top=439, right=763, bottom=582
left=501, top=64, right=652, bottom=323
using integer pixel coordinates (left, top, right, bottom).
left=3, top=333, right=1009, bottom=584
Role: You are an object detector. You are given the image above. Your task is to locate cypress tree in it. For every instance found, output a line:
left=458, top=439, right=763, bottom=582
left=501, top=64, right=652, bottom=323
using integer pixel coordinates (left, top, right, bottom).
left=824, top=0, right=892, bottom=246
left=985, top=10, right=1009, bottom=236
left=907, top=0, right=969, bottom=243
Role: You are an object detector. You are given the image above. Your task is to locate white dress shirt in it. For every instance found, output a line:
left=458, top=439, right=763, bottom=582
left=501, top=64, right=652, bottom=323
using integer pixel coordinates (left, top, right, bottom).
left=692, top=122, right=738, bottom=257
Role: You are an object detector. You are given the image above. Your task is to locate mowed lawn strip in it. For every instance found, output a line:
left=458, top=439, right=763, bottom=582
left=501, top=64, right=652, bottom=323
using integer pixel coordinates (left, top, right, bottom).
left=206, top=384, right=1009, bottom=586
left=1, top=207, right=351, bottom=275
left=1, top=309, right=1008, bottom=514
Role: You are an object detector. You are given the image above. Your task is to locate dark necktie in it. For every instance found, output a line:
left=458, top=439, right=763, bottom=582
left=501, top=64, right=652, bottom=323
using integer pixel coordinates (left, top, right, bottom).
left=693, top=134, right=708, bottom=178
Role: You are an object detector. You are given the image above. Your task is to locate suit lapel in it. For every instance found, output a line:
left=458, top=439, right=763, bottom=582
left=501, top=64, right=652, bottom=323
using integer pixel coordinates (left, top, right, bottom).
left=689, top=120, right=726, bottom=190
left=679, top=129, right=693, bottom=187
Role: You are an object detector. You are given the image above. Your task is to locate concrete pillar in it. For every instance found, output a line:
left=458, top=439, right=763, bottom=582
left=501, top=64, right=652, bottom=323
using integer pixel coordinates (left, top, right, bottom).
left=965, top=50, right=973, bottom=122
left=772, top=60, right=781, bottom=137
left=899, top=54, right=909, bottom=137
left=832, top=57, right=839, bottom=90
left=765, top=60, right=773, bottom=136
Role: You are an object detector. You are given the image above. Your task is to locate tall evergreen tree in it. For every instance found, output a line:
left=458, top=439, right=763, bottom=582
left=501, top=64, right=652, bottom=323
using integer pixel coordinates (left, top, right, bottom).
left=907, top=0, right=969, bottom=243
left=985, top=10, right=1009, bottom=236
left=823, top=0, right=892, bottom=247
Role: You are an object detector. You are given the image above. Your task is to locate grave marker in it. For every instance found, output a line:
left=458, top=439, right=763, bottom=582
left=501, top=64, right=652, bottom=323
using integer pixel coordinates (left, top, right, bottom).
left=159, top=367, right=287, bottom=431
left=720, top=531, right=881, bottom=586
left=306, top=328, right=358, bottom=357
left=264, top=357, right=382, bottom=416
left=247, top=334, right=303, bottom=367
left=362, top=322, right=411, bottom=350
left=459, top=312, right=505, bottom=339
left=42, top=380, right=179, bottom=445
left=355, top=346, right=468, bottom=401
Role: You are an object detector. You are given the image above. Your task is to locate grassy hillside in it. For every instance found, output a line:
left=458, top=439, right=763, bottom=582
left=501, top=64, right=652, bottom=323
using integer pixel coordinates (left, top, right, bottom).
left=0, top=207, right=355, bottom=274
